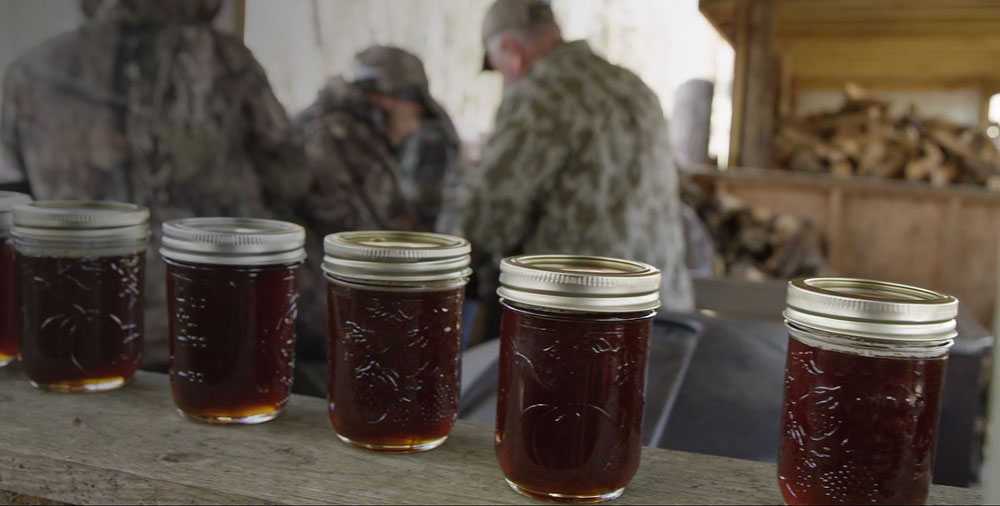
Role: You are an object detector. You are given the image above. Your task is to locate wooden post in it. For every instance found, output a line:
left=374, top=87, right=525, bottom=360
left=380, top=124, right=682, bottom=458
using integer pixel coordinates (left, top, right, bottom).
left=728, top=0, right=778, bottom=169
left=671, top=79, right=715, bottom=170
left=777, top=55, right=796, bottom=121
left=214, top=0, right=246, bottom=40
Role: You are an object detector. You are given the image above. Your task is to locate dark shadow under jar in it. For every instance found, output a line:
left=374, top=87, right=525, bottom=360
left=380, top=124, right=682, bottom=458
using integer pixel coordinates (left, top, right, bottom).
left=323, top=231, right=471, bottom=453
left=494, top=255, right=662, bottom=503
left=160, top=217, right=306, bottom=425
left=13, top=201, right=150, bottom=392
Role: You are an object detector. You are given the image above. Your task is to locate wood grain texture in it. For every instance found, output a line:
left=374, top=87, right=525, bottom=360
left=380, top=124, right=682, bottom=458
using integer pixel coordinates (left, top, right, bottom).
left=700, top=0, right=1000, bottom=90
left=0, top=367, right=982, bottom=505
left=694, top=167, right=1000, bottom=325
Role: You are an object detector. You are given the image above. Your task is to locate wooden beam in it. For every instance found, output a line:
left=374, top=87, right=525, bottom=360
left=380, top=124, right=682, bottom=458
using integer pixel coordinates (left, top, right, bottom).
left=213, top=0, right=246, bottom=40
left=232, top=0, right=245, bottom=41
left=730, top=0, right=778, bottom=169
left=777, top=21, right=1000, bottom=39
left=727, top=0, right=750, bottom=168
left=779, top=36, right=1000, bottom=54
left=777, top=55, right=795, bottom=120
left=699, top=0, right=737, bottom=43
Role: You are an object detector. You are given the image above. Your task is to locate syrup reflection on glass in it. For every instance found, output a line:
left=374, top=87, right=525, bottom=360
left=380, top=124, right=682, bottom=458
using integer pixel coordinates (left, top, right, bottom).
left=18, top=252, right=145, bottom=391
left=326, top=279, right=463, bottom=452
left=495, top=300, right=652, bottom=502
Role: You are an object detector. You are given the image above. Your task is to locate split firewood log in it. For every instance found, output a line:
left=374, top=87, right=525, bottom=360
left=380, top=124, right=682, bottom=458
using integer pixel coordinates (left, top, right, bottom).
left=904, top=140, right=944, bottom=182
left=858, top=139, right=905, bottom=179
left=930, top=160, right=960, bottom=187
left=682, top=188, right=832, bottom=281
left=772, top=83, right=1000, bottom=188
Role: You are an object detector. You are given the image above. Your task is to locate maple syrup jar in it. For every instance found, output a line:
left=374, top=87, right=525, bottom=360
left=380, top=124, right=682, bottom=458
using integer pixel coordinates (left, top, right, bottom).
left=778, top=278, right=958, bottom=505
left=12, top=201, right=149, bottom=392
left=0, top=192, right=31, bottom=367
left=323, top=231, right=471, bottom=453
left=160, top=218, right=306, bottom=425
left=495, top=255, right=661, bottom=503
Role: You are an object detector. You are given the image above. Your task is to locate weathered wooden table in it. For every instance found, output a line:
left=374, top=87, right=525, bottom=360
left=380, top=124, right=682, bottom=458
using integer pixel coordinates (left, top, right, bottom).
left=0, top=367, right=982, bottom=505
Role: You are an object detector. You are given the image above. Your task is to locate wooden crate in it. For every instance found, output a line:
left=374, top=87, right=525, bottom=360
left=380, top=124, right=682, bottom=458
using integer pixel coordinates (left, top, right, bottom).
left=691, top=168, right=1000, bottom=325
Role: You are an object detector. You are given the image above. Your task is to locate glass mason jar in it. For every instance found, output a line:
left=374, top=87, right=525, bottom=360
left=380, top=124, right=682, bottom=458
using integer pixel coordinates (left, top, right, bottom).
left=778, top=278, right=958, bottom=505
left=495, top=255, right=661, bottom=503
left=0, top=192, right=31, bottom=367
left=12, top=201, right=149, bottom=392
left=160, top=217, right=306, bottom=425
left=323, top=231, right=471, bottom=453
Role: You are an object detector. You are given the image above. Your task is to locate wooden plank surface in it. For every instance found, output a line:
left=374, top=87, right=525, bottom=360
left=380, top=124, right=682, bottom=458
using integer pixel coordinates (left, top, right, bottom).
left=0, top=366, right=982, bottom=505
left=693, top=167, right=1000, bottom=325
left=699, top=0, right=1000, bottom=90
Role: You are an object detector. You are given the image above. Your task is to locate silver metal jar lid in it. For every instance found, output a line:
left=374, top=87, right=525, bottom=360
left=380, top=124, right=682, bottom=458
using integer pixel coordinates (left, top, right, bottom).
left=784, top=277, right=958, bottom=342
left=498, top=255, right=662, bottom=313
left=160, top=217, right=306, bottom=266
left=0, top=192, right=32, bottom=232
left=12, top=201, right=149, bottom=242
left=323, top=231, right=471, bottom=283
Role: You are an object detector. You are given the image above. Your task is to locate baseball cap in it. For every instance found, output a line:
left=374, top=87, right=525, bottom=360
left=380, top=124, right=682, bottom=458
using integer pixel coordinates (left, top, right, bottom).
left=481, top=0, right=556, bottom=71
left=353, top=45, right=436, bottom=114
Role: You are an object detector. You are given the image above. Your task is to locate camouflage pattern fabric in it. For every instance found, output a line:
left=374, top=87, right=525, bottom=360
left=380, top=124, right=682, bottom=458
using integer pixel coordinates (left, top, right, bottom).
left=1, top=0, right=308, bottom=367
left=293, top=77, right=419, bottom=357
left=398, top=114, right=462, bottom=232
left=462, top=40, right=694, bottom=311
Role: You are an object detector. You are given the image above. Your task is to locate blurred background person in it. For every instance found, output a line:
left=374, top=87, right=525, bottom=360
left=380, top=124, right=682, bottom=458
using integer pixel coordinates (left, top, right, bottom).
left=293, top=45, right=455, bottom=373
left=0, top=0, right=306, bottom=371
left=460, top=0, right=694, bottom=343
left=397, top=102, right=462, bottom=234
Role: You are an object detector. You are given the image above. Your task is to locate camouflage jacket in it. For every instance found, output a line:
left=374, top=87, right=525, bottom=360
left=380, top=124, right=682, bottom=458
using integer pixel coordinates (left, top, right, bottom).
left=293, top=77, right=419, bottom=356
left=1, top=0, right=308, bottom=367
left=398, top=114, right=462, bottom=232
left=461, top=40, right=694, bottom=311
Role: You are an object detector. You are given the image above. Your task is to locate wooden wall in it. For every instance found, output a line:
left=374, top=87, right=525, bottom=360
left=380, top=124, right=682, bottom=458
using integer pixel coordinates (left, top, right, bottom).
left=694, top=168, right=1000, bottom=326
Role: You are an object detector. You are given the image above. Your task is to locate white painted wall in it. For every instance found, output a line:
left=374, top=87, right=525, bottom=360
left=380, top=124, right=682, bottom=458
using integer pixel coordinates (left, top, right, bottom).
left=0, top=0, right=734, bottom=165
left=244, top=0, right=504, bottom=144
left=244, top=0, right=731, bottom=160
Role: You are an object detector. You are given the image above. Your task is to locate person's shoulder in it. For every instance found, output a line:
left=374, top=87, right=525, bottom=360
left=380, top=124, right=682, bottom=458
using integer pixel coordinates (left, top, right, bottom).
left=497, top=72, right=566, bottom=125
left=526, top=42, right=654, bottom=107
left=5, top=28, right=89, bottom=87
left=585, top=50, right=657, bottom=99
left=195, top=29, right=274, bottom=83
left=294, top=78, right=356, bottom=127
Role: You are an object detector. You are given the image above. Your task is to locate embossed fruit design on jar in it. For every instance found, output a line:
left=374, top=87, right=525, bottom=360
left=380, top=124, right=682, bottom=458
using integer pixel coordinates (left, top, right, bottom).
left=0, top=192, right=31, bottom=367
left=778, top=278, right=957, bottom=505
left=13, top=201, right=149, bottom=392
left=160, top=217, right=306, bottom=425
left=323, top=231, right=471, bottom=452
left=494, top=255, right=660, bottom=503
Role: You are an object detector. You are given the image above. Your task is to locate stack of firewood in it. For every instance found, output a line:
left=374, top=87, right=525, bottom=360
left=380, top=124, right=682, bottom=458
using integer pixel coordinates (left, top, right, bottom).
left=682, top=183, right=831, bottom=281
left=773, top=84, right=1000, bottom=188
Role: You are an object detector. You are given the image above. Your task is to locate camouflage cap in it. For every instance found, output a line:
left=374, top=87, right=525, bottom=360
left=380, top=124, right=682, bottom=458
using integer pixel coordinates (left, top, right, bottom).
left=353, top=46, right=432, bottom=109
left=481, top=0, right=556, bottom=71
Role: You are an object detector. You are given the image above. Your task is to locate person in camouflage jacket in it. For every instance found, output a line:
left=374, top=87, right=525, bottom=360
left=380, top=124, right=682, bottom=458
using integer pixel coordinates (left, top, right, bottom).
left=463, top=0, right=694, bottom=313
left=398, top=114, right=462, bottom=233
left=294, top=46, right=454, bottom=358
left=0, top=0, right=308, bottom=368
